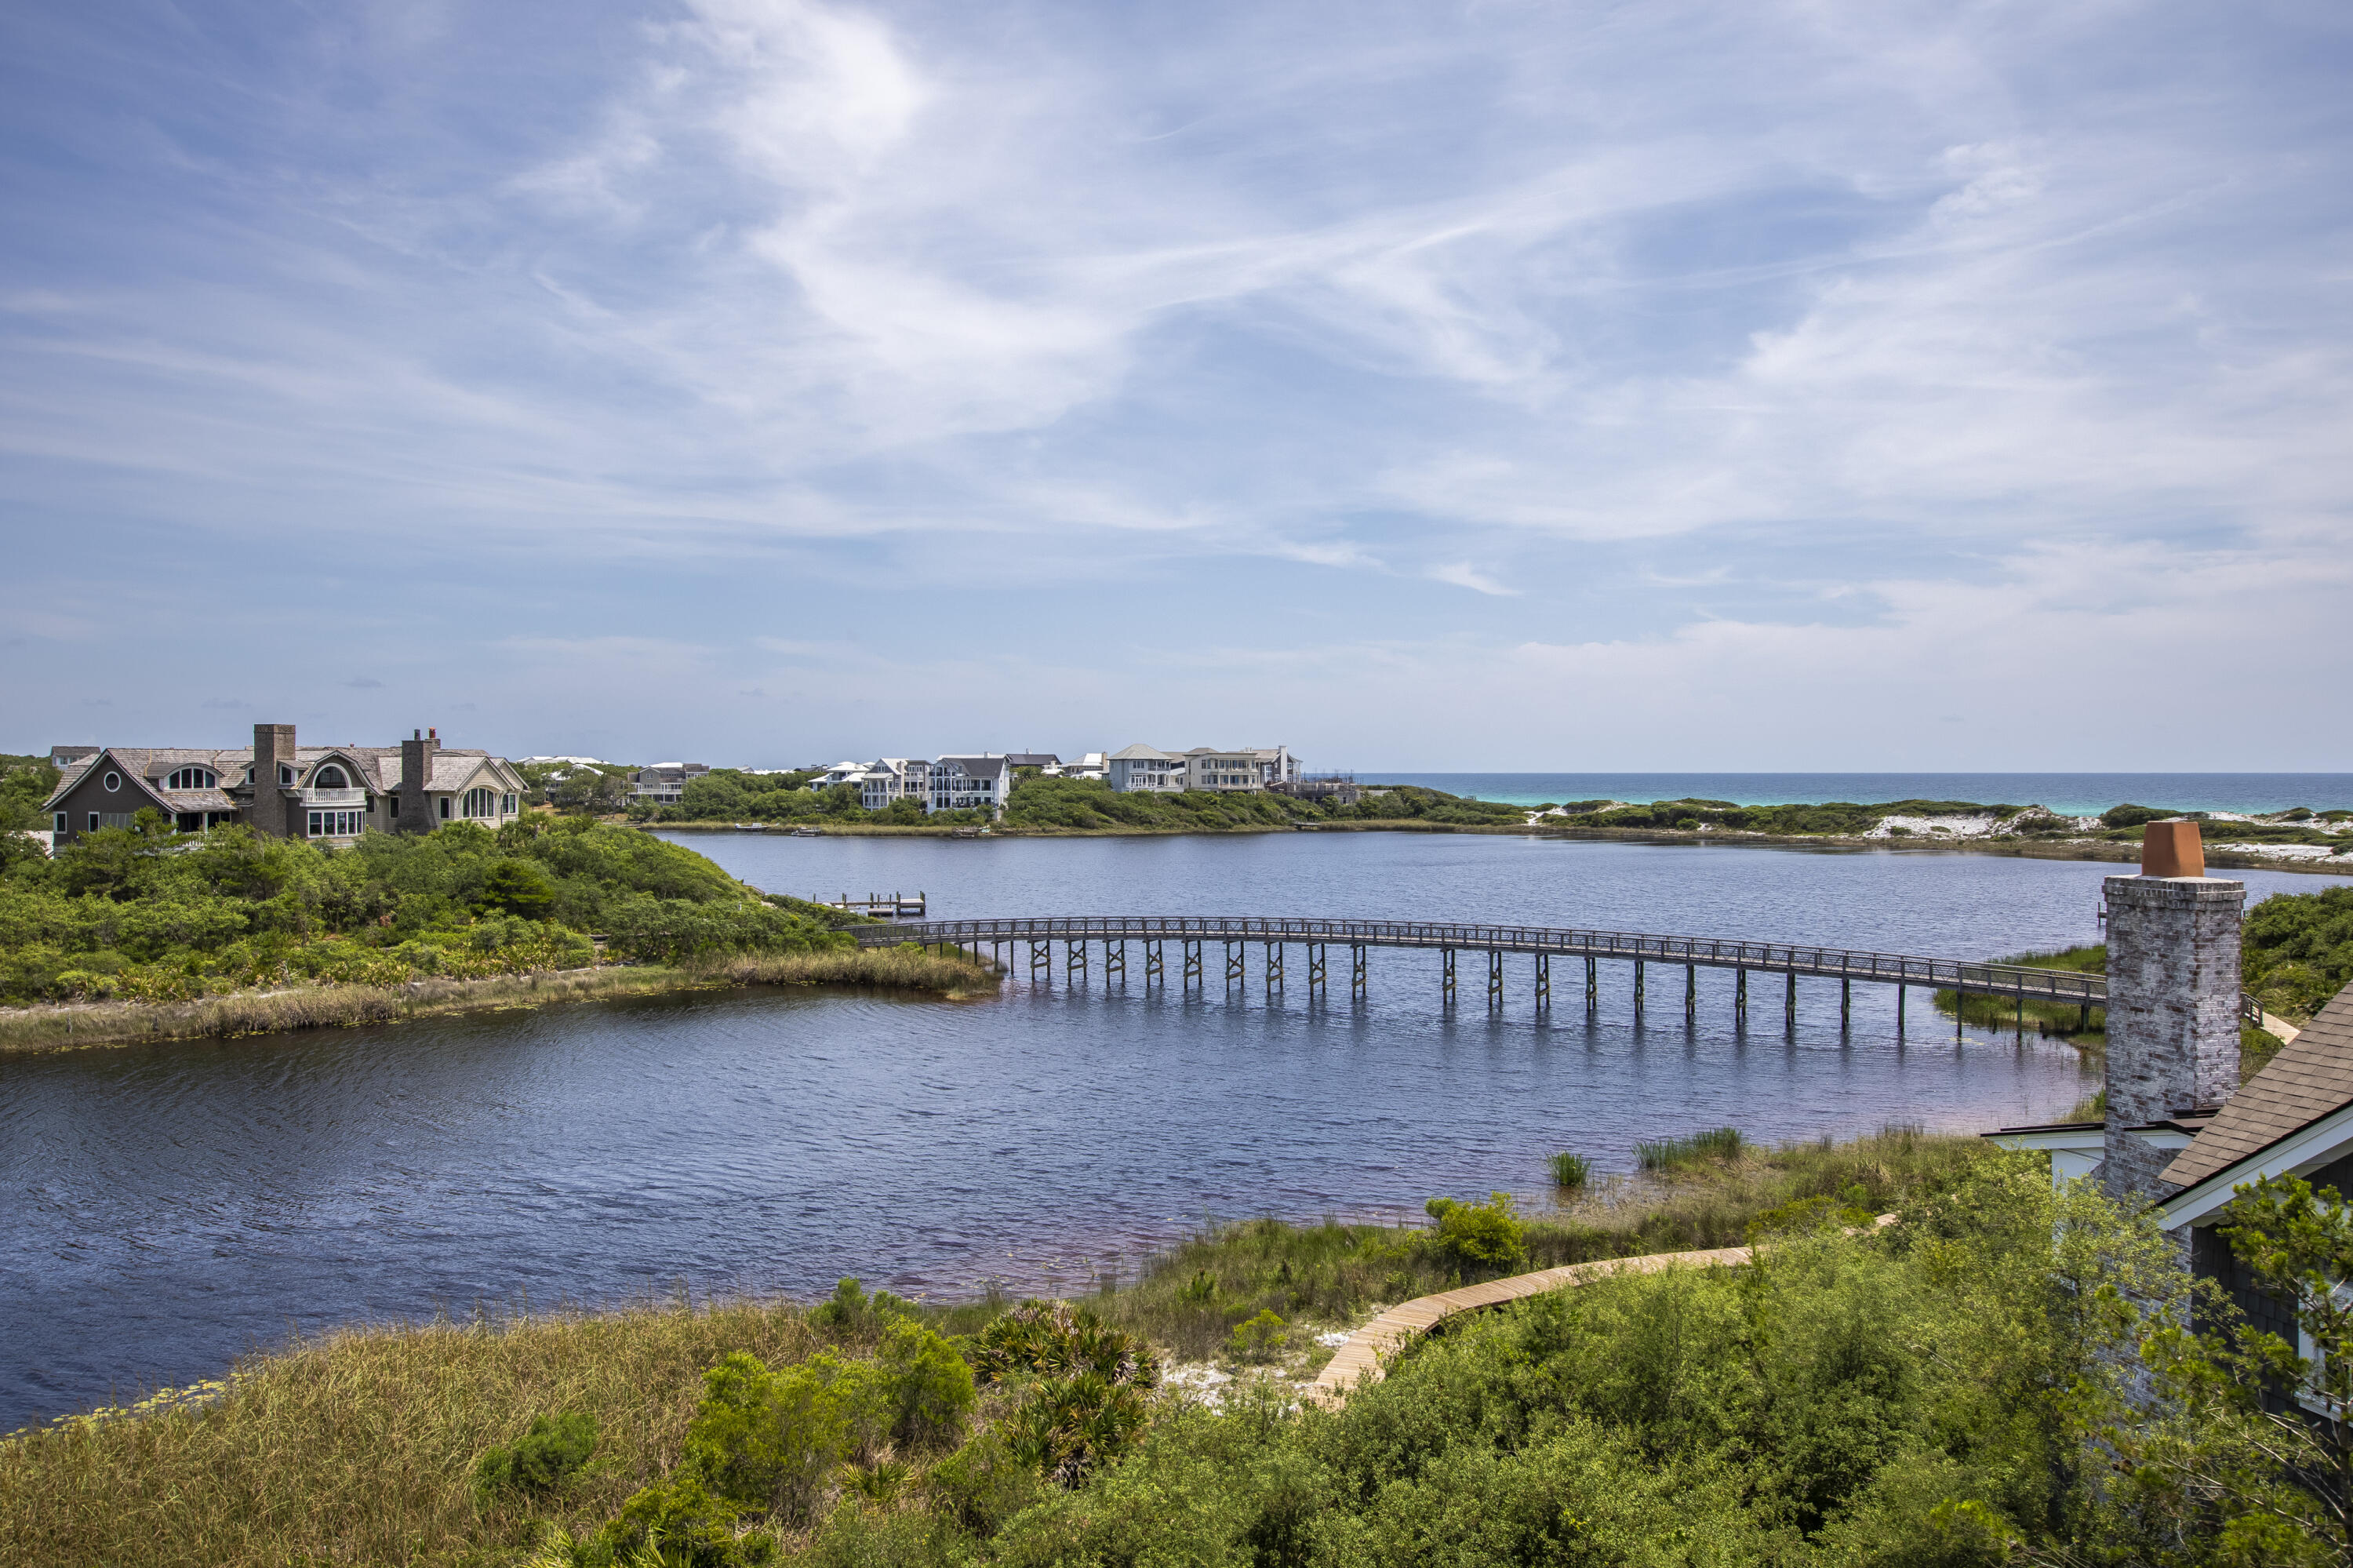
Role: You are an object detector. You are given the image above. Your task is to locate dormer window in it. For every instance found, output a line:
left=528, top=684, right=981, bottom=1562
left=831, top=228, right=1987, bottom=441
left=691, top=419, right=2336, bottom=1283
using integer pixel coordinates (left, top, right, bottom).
left=166, top=767, right=217, bottom=790
left=280, top=765, right=294, bottom=785
left=314, top=765, right=350, bottom=789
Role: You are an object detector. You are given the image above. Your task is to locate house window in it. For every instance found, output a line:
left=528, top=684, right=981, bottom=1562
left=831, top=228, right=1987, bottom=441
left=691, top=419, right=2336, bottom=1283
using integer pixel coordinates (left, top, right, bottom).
left=463, top=787, right=496, bottom=817
left=167, top=767, right=217, bottom=790
left=88, top=812, right=100, bottom=831
left=306, top=809, right=365, bottom=838
left=103, top=771, right=121, bottom=791
left=280, top=765, right=294, bottom=785
left=54, top=813, right=66, bottom=834
left=503, top=794, right=518, bottom=813
left=439, top=797, right=451, bottom=820
left=315, top=765, right=349, bottom=789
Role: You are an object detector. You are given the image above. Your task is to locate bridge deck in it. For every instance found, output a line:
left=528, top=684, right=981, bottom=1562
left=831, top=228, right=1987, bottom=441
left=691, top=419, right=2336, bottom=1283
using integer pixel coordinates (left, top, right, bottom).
left=853, top=915, right=2108, bottom=1005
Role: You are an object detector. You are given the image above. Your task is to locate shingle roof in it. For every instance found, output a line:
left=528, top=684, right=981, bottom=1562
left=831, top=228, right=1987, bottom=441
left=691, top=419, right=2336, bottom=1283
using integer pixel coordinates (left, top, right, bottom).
left=1107, top=744, right=1173, bottom=760
left=49, top=744, right=512, bottom=806
left=2162, top=980, right=2353, bottom=1189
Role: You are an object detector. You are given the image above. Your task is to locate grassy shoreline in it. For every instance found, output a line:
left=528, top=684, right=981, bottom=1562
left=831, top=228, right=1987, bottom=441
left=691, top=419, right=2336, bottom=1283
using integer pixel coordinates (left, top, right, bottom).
left=0, top=1128, right=1987, bottom=1566
left=0, top=948, right=1000, bottom=1057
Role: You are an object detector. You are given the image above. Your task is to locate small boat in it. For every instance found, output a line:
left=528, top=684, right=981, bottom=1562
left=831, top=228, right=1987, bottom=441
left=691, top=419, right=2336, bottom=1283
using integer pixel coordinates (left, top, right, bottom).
left=787, top=827, right=821, bottom=838
left=949, top=827, right=984, bottom=839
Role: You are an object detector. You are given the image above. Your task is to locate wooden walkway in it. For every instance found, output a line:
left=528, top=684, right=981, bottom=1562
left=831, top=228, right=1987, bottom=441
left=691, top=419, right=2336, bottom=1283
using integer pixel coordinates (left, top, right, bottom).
left=1307, top=1243, right=1755, bottom=1405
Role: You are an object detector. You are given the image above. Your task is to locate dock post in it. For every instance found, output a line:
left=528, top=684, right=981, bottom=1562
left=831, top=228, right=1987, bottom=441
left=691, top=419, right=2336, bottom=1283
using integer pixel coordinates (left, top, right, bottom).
left=1145, top=940, right=1163, bottom=986
left=1351, top=944, right=1367, bottom=999
left=1686, top=963, right=1696, bottom=1021
left=2015, top=994, right=2024, bottom=1039
left=1897, top=983, right=1906, bottom=1032
left=1488, top=948, right=1504, bottom=1010
left=1307, top=943, right=1326, bottom=996
left=1736, top=967, right=1747, bottom=1024
left=1786, top=971, right=1797, bottom=1030
left=1067, top=940, right=1087, bottom=984
left=1442, top=948, right=1457, bottom=1005
left=1266, top=942, right=1284, bottom=995
left=1030, top=939, right=1050, bottom=984
left=1226, top=942, right=1244, bottom=989
left=1956, top=981, right=1965, bottom=1042
left=1841, top=977, right=1851, bottom=1031
left=1184, top=939, right=1202, bottom=988
left=1107, top=941, right=1126, bottom=983
left=1584, top=956, right=1597, bottom=1012
left=1536, top=952, right=1550, bottom=1009
left=1634, top=959, right=1645, bottom=1023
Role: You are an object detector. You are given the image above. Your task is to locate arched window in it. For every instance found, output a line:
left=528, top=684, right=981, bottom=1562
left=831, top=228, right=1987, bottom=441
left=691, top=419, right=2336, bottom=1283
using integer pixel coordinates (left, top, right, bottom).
left=314, top=765, right=349, bottom=789
left=463, top=786, right=497, bottom=817
left=166, top=767, right=217, bottom=791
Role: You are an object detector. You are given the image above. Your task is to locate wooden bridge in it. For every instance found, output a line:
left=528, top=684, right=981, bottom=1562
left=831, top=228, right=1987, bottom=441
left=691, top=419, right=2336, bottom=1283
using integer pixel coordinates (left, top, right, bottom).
left=852, top=914, right=2114, bottom=1033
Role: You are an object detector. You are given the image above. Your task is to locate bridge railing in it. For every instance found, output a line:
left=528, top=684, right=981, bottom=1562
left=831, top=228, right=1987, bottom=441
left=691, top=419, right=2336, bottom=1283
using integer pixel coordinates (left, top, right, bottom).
left=854, top=915, right=2108, bottom=1005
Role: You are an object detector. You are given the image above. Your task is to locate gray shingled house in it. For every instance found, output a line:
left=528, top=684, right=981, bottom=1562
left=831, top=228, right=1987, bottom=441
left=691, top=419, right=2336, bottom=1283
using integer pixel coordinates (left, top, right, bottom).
left=42, top=722, right=525, bottom=848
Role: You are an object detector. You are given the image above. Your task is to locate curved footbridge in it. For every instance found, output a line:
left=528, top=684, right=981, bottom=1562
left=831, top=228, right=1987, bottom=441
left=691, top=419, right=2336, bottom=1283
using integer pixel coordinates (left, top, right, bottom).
left=854, top=915, right=2115, bottom=1033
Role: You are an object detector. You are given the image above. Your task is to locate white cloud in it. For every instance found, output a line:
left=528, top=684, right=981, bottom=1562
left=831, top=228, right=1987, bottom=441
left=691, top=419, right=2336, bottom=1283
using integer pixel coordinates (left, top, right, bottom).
left=1427, top=562, right=1518, bottom=597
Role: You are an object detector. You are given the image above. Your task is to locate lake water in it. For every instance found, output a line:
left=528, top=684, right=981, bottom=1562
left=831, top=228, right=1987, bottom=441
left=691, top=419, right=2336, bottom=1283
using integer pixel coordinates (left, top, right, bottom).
left=4, top=834, right=2341, bottom=1430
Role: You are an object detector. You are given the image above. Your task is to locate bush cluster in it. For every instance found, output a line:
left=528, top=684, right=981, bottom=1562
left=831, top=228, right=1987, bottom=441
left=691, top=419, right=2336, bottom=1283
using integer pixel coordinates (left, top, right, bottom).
left=0, top=816, right=849, bottom=1004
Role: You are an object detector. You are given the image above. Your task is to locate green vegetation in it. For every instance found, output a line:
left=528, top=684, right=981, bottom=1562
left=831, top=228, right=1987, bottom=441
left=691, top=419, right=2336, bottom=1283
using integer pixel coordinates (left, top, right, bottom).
left=1635, top=1125, right=1744, bottom=1171
left=2245, top=885, right=2353, bottom=1023
left=0, top=814, right=870, bottom=1006
left=1555, top=796, right=2026, bottom=835
left=1547, top=1151, right=1591, bottom=1189
left=1934, top=943, right=2110, bottom=1042
left=17, top=1132, right=2353, bottom=1566
left=638, top=771, right=988, bottom=828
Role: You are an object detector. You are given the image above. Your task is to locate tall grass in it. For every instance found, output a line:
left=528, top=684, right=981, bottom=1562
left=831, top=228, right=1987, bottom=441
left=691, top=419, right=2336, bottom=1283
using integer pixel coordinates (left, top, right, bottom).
left=1933, top=944, right=2108, bottom=1042
left=0, top=948, right=998, bottom=1057
left=1635, top=1126, right=1743, bottom=1172
left=1547, top=1151, right=1591, bottom=1189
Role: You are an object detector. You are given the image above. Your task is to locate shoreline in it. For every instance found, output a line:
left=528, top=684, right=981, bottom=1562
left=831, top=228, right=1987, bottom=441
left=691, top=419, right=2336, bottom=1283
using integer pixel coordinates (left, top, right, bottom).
left=0, top=948, right=1000, bottom=1058
left=646, top=818, right=2353, bottom=875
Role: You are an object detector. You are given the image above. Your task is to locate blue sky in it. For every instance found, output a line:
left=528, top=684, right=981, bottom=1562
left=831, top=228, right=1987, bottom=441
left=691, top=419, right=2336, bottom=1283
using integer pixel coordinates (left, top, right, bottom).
left=3, top=0, right=2349, bottom=770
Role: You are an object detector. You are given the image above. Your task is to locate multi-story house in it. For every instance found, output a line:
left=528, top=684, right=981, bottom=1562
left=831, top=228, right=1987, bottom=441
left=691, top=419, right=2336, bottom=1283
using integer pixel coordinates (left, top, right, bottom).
left=856, top=759, right=932, bottom=810
left=928, top=755, right=1012, bottom=816
left=631, top=762, right=711, bottom=804
left=42, top=723, right=525, bottom=848
left=1108, top=744, right=1301, bottom=794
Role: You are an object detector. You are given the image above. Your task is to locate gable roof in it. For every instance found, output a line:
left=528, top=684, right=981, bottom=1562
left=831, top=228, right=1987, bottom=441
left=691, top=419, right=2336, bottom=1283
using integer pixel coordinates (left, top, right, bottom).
left=1108, top=743, right=1173, bottom=761
left=2162, top=980, right=2353, bottom=1191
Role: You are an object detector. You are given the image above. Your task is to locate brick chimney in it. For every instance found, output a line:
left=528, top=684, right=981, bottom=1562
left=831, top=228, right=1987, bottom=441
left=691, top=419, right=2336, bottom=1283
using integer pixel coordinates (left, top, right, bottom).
left=2101, top=819, right=2243, bottom=1205
left=397, top=727, right=440, bottom=834
left=250, top=722, right=296, bottom=838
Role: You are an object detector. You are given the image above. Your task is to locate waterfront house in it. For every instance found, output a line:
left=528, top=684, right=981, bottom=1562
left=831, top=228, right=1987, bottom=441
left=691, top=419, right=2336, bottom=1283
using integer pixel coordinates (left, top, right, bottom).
left=1109, top=743, right=1301, bottom=794
left=1044, top=752, right=1108, bottom=780
left=928, top=755, right=1012, bottom=816
left=1991, top=820, right=2353, bottom=1381
left=856, top=759, right=932, bottom=810
left=631, top=762, right=711, bottom=804
left=42, top=723, right=525, bottom=847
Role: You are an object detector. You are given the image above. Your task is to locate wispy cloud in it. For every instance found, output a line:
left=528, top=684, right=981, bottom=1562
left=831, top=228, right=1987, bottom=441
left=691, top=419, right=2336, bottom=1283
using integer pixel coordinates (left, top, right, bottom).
left=1427, top=562, right=1518, bottom=597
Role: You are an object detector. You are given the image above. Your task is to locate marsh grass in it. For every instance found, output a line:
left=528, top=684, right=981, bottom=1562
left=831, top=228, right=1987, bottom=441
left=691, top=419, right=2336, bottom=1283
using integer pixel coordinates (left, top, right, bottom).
left=1547, top=1151, right=1591, bottom=1189
left=1635, top=1126, right=1744, bottom=1171
left=1933, top=944, right=2108, bottom=1042
left=0, top=948, right=997, bottom=1057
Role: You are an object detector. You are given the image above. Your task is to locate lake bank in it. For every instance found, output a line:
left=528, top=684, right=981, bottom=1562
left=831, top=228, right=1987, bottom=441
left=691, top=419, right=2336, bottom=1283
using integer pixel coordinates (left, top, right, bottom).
left=0, top=948, right=998, bottom=1057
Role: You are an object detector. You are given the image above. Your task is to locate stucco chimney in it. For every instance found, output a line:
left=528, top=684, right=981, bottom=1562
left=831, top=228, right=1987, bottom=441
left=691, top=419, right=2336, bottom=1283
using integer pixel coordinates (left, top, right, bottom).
left=2101, top=820, right=2243, bottom=1204
left=250, top=723, right=296, bottom=838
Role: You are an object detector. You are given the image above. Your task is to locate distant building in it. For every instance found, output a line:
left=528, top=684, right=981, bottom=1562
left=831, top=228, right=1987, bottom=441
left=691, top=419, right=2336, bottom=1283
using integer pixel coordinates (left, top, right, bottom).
left=1044, top=751, right=1108, bottom=780
left=42, top=723, right=524, bottom=848
left=631, top=762, right=711, bottom=804
left=1003, top=752, right=1060, bottom=770
left=929, top=755, right=1013, bottom=816
left=1107, top=744, right=1301, bottom=795
left=856, top=759, right=932, bottom=810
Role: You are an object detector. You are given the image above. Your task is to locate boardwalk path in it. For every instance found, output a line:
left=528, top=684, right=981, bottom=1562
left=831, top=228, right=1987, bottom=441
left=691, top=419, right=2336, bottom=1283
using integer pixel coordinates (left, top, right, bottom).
left=1307, top=1243, right=1755, bottom=1405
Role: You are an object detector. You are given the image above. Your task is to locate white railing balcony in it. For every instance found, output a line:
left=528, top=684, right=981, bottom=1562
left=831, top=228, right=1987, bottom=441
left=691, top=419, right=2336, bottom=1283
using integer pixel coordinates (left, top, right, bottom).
left=302, top=788, right=365, bottom=806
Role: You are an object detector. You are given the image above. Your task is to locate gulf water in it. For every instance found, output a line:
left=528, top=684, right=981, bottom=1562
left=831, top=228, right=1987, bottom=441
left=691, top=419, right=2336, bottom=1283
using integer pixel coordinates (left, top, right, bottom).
left=4, top=832, right=2344, bottom=1429
left=1362, top=772, right=2353, bottom=815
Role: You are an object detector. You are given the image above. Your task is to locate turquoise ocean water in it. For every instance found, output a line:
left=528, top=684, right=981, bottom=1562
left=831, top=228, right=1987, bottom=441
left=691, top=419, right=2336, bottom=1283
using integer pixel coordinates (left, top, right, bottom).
left=1362, top=773, right=2353, bottom=817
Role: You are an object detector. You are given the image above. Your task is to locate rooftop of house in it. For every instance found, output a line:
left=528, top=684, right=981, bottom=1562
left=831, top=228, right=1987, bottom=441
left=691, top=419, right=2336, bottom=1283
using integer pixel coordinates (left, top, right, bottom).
left=2163, top=983, right=2353, bottom=1190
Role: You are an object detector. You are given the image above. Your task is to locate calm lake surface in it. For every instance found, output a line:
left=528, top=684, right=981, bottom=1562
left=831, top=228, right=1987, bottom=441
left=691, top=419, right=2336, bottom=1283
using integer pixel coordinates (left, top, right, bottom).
left=5, top=834, right=2342, bottom=1429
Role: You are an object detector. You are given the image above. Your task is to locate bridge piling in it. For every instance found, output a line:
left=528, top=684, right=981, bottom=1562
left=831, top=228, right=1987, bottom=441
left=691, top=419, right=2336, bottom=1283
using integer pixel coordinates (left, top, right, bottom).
left=1685, top=963, right=1697, bottom=1022
left=1536, top=952, right=1550, bottom=1009
left=1488, top=949, right=1504, bottom=1010
left=1307, top=942, right=1326, bottom=997
left=1442, top=948, right=1457, bottom=1006
left=1736, top=966, right=1747, bottom=1025
left=1107, top=940, right=1126, bottom=984
left=1145, top=939, right=1163, bottom=986
left=1841, top=977, right=1851, bottom=1031
left=1067, top=940, right=1087, bottom=985
left=1786, top=972, right=1797, bottom=1031
left=1184, top=939, right=1202, bottom=989
left=1030, top=939, right=1050, bottom=984
left=1226, top=941, right=1244, bottom=990
left=1897, top=983, right=1906, bottom=1032
left=1584, top=957, right=1596, bottom=1012
left=1266, top=942, right=1284, bottom=995
left=1351, top=944, right=1367, bottom=999
left=1634, top=959, right=1645, bottom=1023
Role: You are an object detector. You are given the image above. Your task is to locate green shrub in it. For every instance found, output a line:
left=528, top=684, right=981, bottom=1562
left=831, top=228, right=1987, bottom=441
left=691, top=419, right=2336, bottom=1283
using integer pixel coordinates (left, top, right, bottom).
left=924, top=1428, right=1043, bottom=1533
left=1003, top=1371, right=1153, bottom=1488
left=877, top=1318, right=977, bottom=1453
left=682, top=1350, right=882, bottom=1523
left=596, top=1474, right=758, bottom=1568
left=969, top=1302, right=1160, bottom=1388
left=1226, top=1308, right=1290, bottom=1362
left=1422, top=1192, right=1527, bottom=1271
left=810, top=1276, right=914, bottom=1337
left=471, top=1411, right=598, bottom=1497
left=1548, top=1151, right=1591, bottom=1189
left=1178, top=1269, right=1217, bottom=1304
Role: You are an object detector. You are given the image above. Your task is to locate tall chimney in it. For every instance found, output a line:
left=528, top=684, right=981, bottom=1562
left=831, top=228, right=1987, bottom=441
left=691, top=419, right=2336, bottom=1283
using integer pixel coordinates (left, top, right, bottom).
left=2101, top=820, right=2243, bottom=1205
left=250, top=723, right=296, bottom=838
left=398, top=726, right=440, bottom=835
